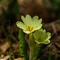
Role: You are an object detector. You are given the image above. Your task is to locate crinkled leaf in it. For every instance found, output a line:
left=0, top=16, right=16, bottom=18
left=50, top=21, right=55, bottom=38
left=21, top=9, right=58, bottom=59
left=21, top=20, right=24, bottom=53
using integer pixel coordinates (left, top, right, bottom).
left=18, top=29, right=28, bottom=60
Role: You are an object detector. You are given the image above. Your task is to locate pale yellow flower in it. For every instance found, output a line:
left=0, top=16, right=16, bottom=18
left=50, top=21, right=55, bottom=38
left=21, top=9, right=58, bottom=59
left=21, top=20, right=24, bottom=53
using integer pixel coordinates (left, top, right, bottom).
left=16, top=14, right=42, bottom=34
left=33, top=29, right=51, bottom=44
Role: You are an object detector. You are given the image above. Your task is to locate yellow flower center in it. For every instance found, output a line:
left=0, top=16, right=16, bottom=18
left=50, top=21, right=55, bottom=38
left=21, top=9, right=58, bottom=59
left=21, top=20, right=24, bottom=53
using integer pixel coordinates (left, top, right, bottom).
left=26, top=26, right=34, bottom=31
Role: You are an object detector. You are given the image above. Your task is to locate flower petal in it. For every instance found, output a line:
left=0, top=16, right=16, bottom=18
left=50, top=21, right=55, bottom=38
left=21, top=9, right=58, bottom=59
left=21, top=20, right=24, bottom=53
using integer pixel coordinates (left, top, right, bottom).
left=33, top=30, right=45, bottom=40
left=38, top=18, right=42, bottom=22
left=16, top=21, right=25, bottom=30
left=33, top=16, right=38, bottom=20
left=32, top=20, right=38, bottom=26
left=32, top=16, right=38, bottom=25
left=21, top=16, right=28, bottom=25
left=33, top=31, right=41, bottom=39
left=34, top=24, right=42, bottom=30
left=34, top=19, right=42, bottom=27
left=42, top=40, right=50, bottom=44
left=45, top=32, right=51, bottom=40
left=34, top=39, right=41, bottom=44
left=26, top=14, right=32, bottom=25
left=23, top=30, right=32, bottom=34
left=40, top=30, right=47, bottom=40
left=42, top=32, right=48, bottom=40
left=35, top=39, right=50, bottom=44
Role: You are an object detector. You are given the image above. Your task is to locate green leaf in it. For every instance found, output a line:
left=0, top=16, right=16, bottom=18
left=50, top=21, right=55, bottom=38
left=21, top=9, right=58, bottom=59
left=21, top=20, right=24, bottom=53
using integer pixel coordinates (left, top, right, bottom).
left=32, top=45, right=42, bottom=60
left=18, top=29, right=28, bottom=60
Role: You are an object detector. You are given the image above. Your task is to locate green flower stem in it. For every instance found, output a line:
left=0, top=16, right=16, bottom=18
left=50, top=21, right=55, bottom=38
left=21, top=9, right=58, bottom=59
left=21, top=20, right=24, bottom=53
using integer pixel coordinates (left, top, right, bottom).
left=48, top=46, right=53, bottom=60
left=1, top=26, right=15, bottom=59
left=29, top=33, right=34, bottom=60
left=29, top=33, right=41, bottom=60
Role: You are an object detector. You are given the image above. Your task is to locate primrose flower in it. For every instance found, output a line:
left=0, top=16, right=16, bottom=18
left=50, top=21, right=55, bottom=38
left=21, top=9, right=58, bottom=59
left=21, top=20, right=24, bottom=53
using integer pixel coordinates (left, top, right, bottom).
left=16, top=14, right=42, bottom=34
left=33, top=29, right=51, bottom=44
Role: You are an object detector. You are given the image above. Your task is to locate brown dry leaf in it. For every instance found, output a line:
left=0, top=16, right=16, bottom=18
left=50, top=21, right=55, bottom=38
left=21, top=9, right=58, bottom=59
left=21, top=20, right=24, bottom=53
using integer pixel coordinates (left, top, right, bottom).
left=14, top=58, right=24, bottom=60
left=3, top=55, right=10, bottom=60
left=1, top=41, right=9, bottom=52
left=0, top=55, right=10, bottom=60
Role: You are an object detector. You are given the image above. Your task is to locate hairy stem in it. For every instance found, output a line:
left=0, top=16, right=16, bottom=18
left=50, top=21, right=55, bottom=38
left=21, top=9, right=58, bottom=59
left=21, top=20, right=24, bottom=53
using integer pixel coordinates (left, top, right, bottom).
left=29, top=33, right=34, bottom=60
